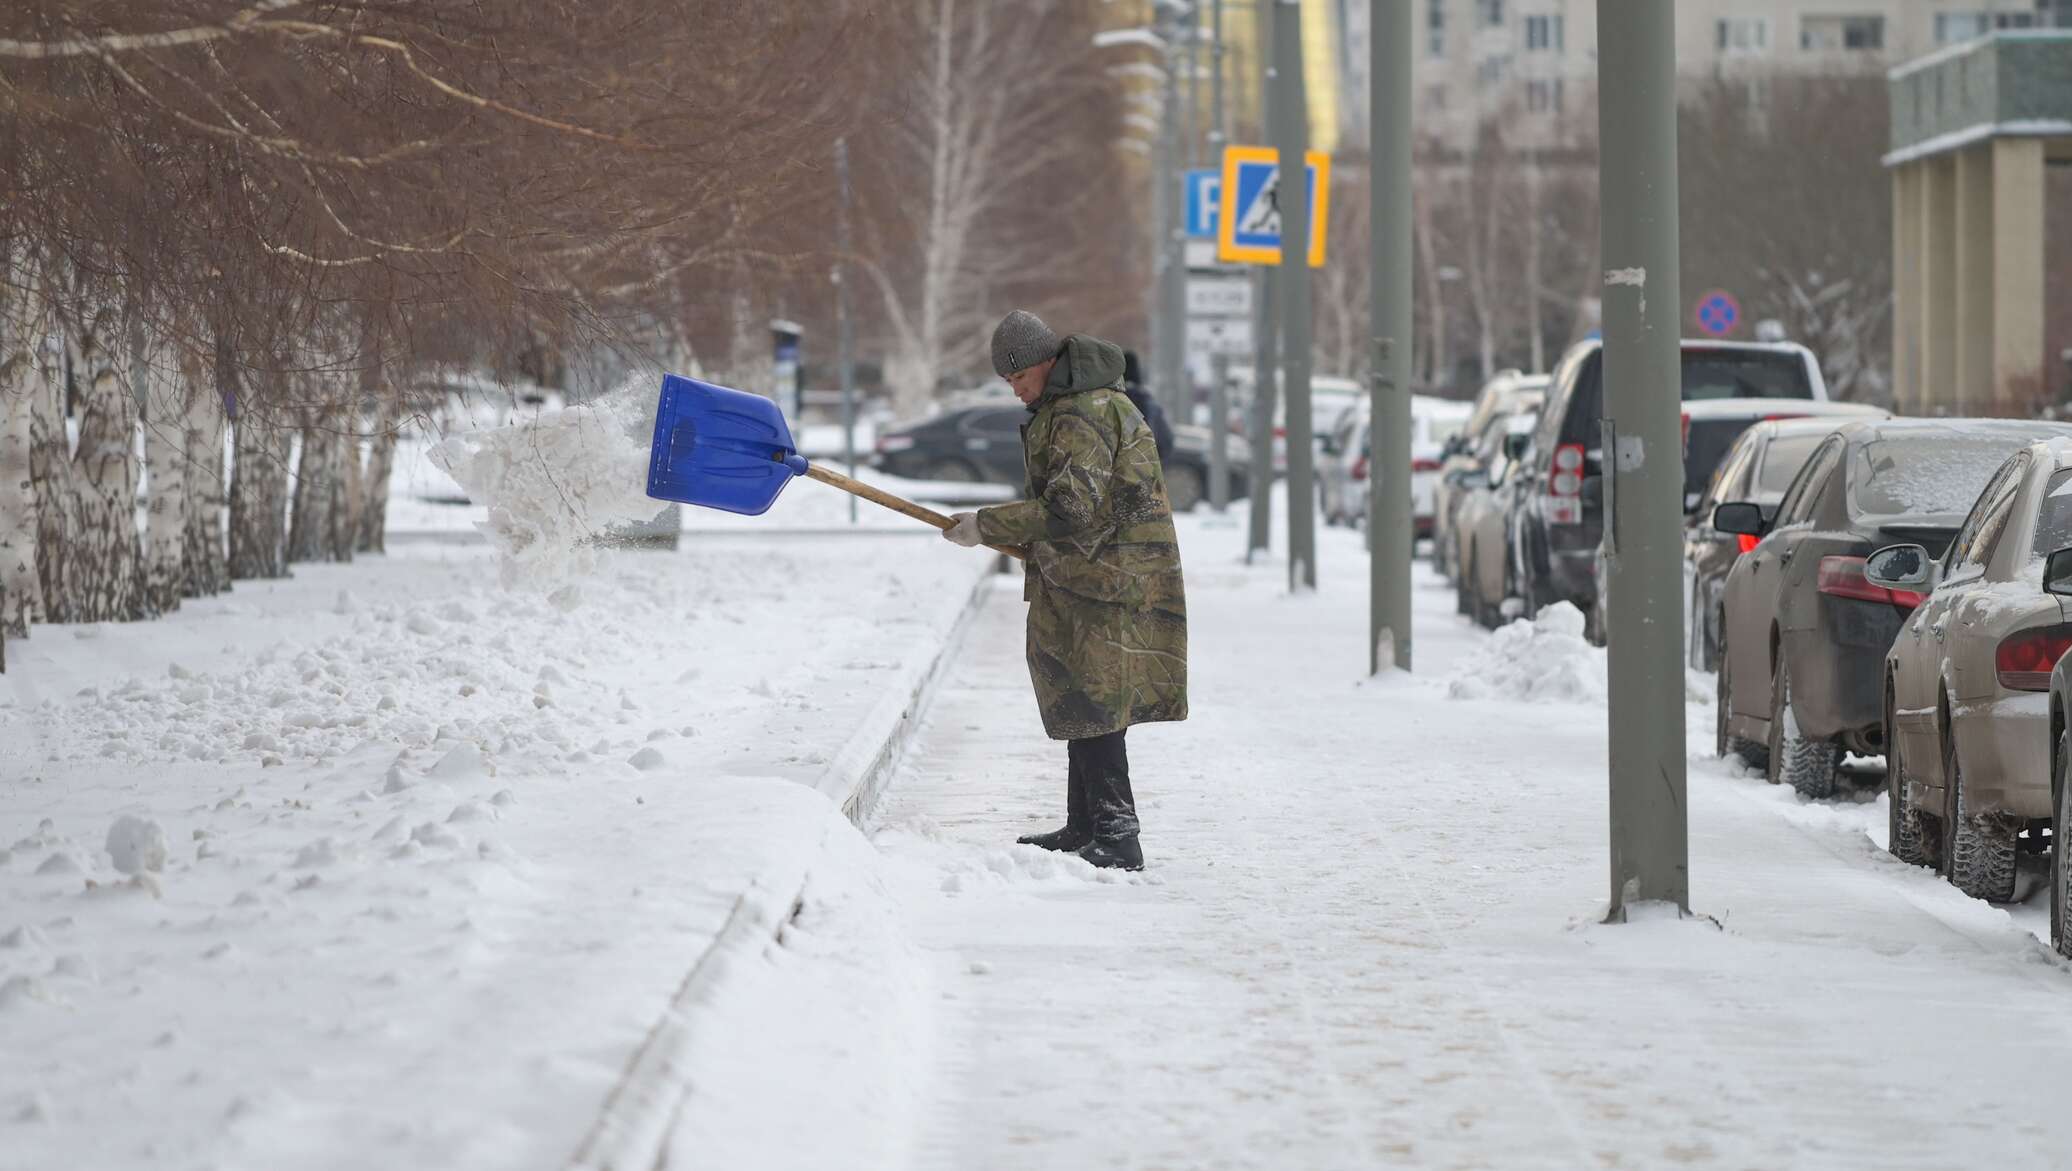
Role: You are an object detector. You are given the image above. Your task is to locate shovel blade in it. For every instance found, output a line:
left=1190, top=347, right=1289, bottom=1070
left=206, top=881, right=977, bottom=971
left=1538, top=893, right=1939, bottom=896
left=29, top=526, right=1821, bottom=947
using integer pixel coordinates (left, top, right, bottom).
left=645, top=374, right=802, bottom=516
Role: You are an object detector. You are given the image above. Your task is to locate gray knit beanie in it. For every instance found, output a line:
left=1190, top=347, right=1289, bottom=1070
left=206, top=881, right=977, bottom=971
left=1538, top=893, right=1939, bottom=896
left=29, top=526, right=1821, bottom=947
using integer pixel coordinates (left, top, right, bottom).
left=990, top=309, right=1061, bottom=377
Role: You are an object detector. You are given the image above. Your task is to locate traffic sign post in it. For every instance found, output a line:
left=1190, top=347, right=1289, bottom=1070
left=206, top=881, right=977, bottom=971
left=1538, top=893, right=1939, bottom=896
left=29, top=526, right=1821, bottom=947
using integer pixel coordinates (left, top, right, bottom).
left=1271, top=0, right=1316, bottom=593
left=1694, top=289, right=1740, bottom=338
left=1184, top=168, right=1221, bottom=239
left=1215, top=145, right=1331, bottom=267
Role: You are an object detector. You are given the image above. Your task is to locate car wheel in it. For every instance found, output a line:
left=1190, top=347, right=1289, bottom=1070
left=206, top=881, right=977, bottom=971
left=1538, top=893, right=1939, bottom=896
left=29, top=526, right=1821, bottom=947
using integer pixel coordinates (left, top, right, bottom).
left=2052, top=726, right=2071, bottom=957
left=1766, top=653, right=1840, bottom=798
left=1942, top=722, right=2019, bottom=902
left=1885, top=686, right=1938, bottom=869
left=1717, top=650, right=1769, bottom=770
left=1687, top=591, right=1706, bottom=673
left=927, top=458, right=980, bottom=483
left=1166, top=464, right=1204, bottom=513
left=1456, top=548, right=1475, bottom=618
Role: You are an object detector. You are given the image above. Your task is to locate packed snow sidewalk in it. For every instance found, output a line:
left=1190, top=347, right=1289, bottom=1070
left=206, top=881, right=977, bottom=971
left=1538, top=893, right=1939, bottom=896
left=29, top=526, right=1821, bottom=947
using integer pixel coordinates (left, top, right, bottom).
left=0, top=528, right=990, bottom=1171
left=693, top=511, right=2072, bottom=1170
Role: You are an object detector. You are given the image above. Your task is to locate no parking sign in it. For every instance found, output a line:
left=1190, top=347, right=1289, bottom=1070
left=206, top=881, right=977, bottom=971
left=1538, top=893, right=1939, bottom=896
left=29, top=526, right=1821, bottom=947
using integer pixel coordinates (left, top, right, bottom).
left=1694, top=290, right=1740, bottom=338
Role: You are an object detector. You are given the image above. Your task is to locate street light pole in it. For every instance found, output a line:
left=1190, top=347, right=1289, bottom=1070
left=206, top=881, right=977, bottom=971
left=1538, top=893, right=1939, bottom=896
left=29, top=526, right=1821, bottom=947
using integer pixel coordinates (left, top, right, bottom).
left=834, top=138, right=857, bottom=525
left=1597, top=0, right=1688, bottom=918
left=1370, top=0, right=1412, bottom=670
left=1273, top=0, right=1316, bottom=591
left=1246, top=0, right=1278, bottom=561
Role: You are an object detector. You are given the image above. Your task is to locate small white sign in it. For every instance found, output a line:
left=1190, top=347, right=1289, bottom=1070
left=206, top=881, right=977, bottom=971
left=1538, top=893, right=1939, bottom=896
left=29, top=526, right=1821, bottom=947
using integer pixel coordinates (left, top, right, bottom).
left=1187, top=275, right=1253, bottom=318
left=1187, top=317, right=1255, bottom=357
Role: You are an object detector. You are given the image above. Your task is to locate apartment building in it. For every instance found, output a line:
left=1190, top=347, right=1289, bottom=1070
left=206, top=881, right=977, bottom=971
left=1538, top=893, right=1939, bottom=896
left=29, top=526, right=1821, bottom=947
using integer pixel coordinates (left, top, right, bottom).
left=1338, top=0, right=2071, bottom=151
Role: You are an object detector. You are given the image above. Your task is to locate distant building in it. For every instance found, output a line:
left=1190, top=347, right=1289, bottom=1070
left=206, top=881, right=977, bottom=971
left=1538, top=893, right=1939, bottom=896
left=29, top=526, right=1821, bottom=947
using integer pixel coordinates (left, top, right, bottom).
left=1338, top=0, right=2066, bottom=151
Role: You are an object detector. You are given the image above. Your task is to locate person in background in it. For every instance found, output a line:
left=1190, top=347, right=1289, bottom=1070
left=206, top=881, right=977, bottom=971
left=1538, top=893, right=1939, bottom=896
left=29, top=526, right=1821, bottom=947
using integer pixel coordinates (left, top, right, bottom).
left=1120, top=349, right=1175, bottom=464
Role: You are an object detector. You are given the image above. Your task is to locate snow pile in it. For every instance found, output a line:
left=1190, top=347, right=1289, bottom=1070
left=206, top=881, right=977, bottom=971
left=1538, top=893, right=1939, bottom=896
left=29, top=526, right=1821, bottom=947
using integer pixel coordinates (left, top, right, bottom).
left=429, top=380, right=667, bottom=585
left=1445, top=601, right=1606, bottom=704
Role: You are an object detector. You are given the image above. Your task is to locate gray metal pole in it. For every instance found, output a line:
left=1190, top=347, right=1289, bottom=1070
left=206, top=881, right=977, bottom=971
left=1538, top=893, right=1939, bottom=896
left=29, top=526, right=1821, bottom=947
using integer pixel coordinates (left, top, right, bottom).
left=1597, top=0, right=1688, bottom=918
left=1274, top=0, right=1315, bottom=592
left=1246, top=0, right=1278, bottom=561
left=1210, top=352, right=1231, bottom=511
left=1159, top=7, right=1190, bottom=424
left=1209, top=0, right=1226, bottom=155
left=1370, top=0, right=1412, bottom=671
left=836, top=138, right=858, bottom=524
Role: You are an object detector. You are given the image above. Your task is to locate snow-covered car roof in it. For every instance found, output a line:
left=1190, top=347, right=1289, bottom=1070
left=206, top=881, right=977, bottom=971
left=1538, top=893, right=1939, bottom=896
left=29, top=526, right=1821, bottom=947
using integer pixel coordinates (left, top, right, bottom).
left=1680, top=398, right=1885, bottom=421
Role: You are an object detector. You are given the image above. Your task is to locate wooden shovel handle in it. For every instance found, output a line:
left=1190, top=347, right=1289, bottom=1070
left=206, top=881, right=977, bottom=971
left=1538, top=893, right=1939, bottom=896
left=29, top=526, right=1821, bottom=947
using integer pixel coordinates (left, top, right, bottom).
left=803, top=463, right=1025, bottom=561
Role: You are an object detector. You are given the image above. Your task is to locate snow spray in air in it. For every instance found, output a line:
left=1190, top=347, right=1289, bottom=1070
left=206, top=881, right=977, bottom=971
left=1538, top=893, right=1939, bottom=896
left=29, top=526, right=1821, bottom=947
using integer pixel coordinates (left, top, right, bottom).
left=430, top=379, right=670, bottom=592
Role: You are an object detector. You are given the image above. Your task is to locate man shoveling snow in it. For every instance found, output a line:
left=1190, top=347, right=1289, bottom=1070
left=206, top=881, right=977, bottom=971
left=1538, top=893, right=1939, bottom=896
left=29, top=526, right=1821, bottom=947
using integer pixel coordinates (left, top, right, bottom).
left=941, top=310, right=1188, bottom=871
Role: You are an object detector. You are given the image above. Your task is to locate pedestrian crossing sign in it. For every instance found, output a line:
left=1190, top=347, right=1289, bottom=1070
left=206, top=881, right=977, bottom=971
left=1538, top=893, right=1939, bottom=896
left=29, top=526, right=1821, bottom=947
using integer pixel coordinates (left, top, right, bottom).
left=1216, top=145, right=1330, bottom=267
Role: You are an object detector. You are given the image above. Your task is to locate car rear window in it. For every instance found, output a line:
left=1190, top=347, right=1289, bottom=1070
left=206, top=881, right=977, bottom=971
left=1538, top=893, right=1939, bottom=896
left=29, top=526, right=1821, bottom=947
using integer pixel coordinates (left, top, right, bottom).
left=1756, top=433, right=1827, bottom=496
left=1850, top=434, right=2031, bottom=517
left=2033, top=468, right=2072, bottom=558
left=1680, top=351, right=1814, bottom=402
left=1557, top=348, right=1815, bottom=449
left=1684, top=418, right=1759, bottom=500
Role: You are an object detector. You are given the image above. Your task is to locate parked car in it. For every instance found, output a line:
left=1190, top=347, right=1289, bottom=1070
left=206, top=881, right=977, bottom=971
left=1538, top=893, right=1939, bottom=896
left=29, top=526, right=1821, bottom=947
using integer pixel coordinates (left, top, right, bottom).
left=1454, top=408, right=1541, bottom=628
left=1683, top=405, right=1890, bottom=670
left=1224, top=371, right=1365, bottom=477
left=1712, top=418, right=2072, bottom=799
left=1434, top=374, right=1547, bottom=577
left=1317, top=394, right=1473, bottom=533
left=871, top=403, right=1249, bottom=511
left=1872, top=437, right=2072, bottom=901
left=1509, top=337, right=1830, bottom=638
left=2040, top=565, right=2072, bottom=954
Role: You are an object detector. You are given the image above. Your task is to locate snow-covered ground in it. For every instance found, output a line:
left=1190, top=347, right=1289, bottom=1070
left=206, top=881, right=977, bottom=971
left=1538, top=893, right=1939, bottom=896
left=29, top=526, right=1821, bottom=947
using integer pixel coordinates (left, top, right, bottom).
left=11, top=471, right=2072, bottom=1169
left=0, top=523, right=991, bottom=1170
left=662, top=504, right=2072, bottom=1170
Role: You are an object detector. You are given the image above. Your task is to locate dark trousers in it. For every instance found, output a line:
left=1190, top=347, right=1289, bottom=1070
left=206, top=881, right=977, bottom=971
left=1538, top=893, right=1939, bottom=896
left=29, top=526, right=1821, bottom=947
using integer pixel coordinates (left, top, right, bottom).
left=1067, top=729, right=1139, bottom=841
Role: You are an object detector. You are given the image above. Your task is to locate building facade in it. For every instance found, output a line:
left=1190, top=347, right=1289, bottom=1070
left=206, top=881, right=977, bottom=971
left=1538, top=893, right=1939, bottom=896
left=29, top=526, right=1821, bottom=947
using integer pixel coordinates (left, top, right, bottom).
left=1338, top=0, right=2068, bottom=150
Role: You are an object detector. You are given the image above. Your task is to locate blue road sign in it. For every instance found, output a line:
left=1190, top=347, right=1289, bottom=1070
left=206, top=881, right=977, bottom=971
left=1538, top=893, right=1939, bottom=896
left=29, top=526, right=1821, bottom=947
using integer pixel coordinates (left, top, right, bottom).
left=1694, top=289, right=1740, bottom=338
left=1184, top=169, right=1220, bottom=239
left=1216, top=146, right=1329, bottom=266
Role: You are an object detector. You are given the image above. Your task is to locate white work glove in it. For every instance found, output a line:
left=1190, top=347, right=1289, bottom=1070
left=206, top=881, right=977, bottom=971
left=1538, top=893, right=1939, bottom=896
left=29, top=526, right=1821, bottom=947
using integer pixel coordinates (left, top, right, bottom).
left=943, top=512, right=983, bottom=547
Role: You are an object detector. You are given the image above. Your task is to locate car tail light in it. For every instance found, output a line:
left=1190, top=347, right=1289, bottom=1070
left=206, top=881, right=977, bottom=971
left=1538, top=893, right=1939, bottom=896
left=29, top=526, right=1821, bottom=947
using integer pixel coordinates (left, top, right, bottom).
left=1736, top=533, right=1760, bottom=556
left=1680, top=412, right=1690, bottom=451
left=1351, top=455, right=1369, bottom=481
left=1816, top=555, right=1924, bottom=611
left=1412, top=458, right=1441, bottom=473
left=876, top=434, right=914, bottom=454
left=1996, top=625, right=2072, bottom=691
left=1544, top=443, right=1585, bottom=523
left=1274, top=426, right=1287, bottom=439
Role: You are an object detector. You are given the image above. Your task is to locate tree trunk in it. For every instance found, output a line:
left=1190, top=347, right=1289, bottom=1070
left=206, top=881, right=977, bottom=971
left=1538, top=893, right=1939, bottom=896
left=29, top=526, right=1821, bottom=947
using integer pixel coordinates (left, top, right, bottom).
left=1525, top=154, right=1545, bottom=374
left=59, top=308, right=144, bottom=623
left=356, top=395, right=398, bottom=554
left=140, top=348, right=189, bottom=616
left=183, top=356, right=230, bottom=596
left=1414, top=175, right=1446, bottom=388
left=288, top=395, right=356, bottom=564
left=229, top=406, right=291, bottom=580
left=0, top=264, right=43, bottom=642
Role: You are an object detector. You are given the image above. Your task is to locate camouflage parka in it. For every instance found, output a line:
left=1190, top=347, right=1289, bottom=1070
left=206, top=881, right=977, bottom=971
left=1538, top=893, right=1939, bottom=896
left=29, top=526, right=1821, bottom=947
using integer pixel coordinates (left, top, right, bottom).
left=976, top=335, right=1189, bottom=740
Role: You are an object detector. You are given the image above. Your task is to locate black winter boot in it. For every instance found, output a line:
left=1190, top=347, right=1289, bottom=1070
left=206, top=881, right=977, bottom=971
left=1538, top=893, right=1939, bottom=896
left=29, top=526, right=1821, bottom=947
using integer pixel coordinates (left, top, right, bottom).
left=1018, top=825, right=1095, bottom=852
left=1019, top=750, right=1094, bottom=852
left=1078, top=836, right=1144, bottom=871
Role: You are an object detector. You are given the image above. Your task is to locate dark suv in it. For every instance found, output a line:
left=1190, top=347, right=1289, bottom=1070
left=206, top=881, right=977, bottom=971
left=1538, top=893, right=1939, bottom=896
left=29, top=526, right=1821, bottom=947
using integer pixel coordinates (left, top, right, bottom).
left=1506, top=338, right=1828, bottom=638
left=871, top=403, right=1248, bottom=511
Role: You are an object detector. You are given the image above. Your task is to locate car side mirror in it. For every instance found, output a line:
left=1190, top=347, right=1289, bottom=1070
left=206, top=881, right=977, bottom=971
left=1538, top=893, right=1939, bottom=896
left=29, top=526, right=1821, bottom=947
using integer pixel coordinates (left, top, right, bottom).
left=1865, top=543, right=1933, bottom=591
left=2046, top=547, right=2072, bottom=597
left=1503, top=433, right=1529, bottom=461
left=1580, top=475, right=1603, bottom=509
left=1711, top=501, right=1768, bottom=537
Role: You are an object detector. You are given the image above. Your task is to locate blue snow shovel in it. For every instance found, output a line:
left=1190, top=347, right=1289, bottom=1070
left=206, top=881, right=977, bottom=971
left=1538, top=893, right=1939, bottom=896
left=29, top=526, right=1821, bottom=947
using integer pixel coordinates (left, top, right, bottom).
left=644, top=374, right=1023, bottom=559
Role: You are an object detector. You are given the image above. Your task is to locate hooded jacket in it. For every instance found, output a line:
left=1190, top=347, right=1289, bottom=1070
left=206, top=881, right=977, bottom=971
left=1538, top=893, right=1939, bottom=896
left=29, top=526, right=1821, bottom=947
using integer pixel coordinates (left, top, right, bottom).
left=977, top=335, right=1188, bottom=739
